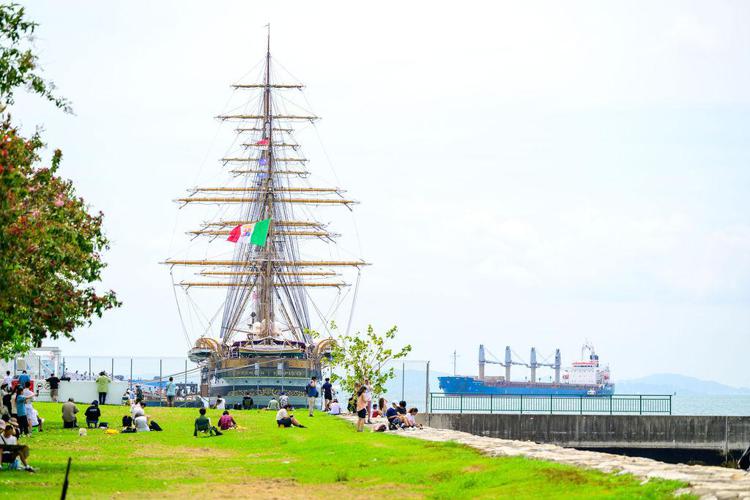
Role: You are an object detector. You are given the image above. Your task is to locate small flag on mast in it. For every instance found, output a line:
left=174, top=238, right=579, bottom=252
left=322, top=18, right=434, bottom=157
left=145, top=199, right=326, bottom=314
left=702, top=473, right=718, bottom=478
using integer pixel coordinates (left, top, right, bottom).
left=227, top=218, right=271, bottom=246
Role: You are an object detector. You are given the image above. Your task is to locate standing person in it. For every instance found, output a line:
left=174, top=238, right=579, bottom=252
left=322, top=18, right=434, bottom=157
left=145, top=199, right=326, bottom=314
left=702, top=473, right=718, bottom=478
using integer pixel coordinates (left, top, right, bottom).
left=2, top=371, right=11, bottom=387
left=1, top=384, right=12, bottom=416
left=46, top=373, right=61, bottom=403
left=62, top=398, right=79, bottom=428
left=321, top=378, right=334, bottom=411
left=364, top=378, right=373, bottom=424
left=305, top=376, right=319, bottom=417
left=135, top=384, right=144, bottom=402
left=18, top=370, right=30, bottom=388
left=165, top=377, right=176, bottom=407
left=355, top=385, right=367, bottom=432
left=15, top=387, right=29, bottom=435
left=95, top=372, right=110, bottom=405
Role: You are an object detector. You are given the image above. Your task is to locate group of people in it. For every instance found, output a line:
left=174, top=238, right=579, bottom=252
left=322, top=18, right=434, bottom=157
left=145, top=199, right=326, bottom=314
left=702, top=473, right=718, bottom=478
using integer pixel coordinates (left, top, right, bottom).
left=193, top=408, right=239, bottom=436
left=1, top=371, right=39, bottom=472
left=346, top=379, right=422, bottom=432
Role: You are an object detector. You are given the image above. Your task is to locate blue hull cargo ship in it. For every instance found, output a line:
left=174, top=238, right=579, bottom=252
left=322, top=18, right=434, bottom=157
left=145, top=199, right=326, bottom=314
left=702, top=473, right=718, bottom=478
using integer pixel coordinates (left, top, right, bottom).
left=439, top=343, right=614, bottom=396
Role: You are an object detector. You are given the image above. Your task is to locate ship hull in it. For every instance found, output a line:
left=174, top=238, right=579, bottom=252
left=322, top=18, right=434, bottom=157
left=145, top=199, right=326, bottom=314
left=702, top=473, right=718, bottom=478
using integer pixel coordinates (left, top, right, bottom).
left=203, top=354, right=321, bottom=408
left=439, top=376, right=614, bottom=396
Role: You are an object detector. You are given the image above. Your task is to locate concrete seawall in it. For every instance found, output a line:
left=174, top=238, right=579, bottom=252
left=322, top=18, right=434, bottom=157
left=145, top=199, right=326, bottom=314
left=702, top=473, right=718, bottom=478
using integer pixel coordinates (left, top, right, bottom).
left=420, top=414, right=750, bottom=454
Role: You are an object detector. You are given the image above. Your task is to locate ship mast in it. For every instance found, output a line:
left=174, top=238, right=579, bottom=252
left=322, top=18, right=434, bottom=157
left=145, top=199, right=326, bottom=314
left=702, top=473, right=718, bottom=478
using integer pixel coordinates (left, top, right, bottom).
left=260, top=26, right=274, bottom=337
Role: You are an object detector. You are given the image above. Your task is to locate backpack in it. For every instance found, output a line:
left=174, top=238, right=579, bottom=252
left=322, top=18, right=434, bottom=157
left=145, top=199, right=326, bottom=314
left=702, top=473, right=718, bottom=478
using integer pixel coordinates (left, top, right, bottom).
left=149, top=420, right=163, bottom=432
left=739, top=444, right=750, bottom=471
left=121, top=415, right=133, bottom=428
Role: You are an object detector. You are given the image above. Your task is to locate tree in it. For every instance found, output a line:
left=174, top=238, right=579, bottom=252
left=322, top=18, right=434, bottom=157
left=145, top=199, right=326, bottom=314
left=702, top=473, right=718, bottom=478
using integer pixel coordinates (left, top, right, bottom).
left=0, top=3, right=71, bottom=112
left=323, top=323, right=412, bottom=396
left=0, top=4, right=118, bottom=358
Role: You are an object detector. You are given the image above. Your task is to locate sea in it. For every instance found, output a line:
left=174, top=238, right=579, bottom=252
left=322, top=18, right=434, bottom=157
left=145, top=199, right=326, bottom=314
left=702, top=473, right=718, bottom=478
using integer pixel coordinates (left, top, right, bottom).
left=671, top=395, right=750, bottom=416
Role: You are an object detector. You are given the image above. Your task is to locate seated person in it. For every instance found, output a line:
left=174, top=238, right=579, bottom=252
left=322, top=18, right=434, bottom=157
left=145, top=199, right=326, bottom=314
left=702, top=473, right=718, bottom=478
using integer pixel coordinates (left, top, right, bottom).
left=241, top=393, right=254, bottom=410
left=371, top=403, right=381, bottom=418
left=218, top=410, right=237, bottom=431
left=328, top=399, right=342, bottom=415
left=131, top=401, right=146, bottom=419
left=386, top=403, right=405, bottom=429
left=193, top=408, right=222, bottom=437
left=62, top=398, right=78, bottom=428
left=267, top=397, right=279, bottom=410
left=26, top=405, right=43, bottom=433
left=0, top=424, right=35, bottom=472
left=276, top=405, right=305, bottom=428
left=406, top=407, right=422, bottom=429
left=397, top=400, right=408, bottom=416
left=84, top=401, right=101, bottom=428
left=134, top=414, right=150, bottom=433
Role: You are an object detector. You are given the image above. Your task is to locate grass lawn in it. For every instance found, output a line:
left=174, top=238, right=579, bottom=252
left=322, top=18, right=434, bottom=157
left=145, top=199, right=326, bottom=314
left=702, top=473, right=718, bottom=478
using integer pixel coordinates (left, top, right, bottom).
left=2, top=402, right=690, bottom=499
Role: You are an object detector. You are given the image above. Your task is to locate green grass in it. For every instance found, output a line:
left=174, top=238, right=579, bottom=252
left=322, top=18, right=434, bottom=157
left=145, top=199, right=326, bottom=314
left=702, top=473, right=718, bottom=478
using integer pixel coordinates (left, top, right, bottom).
left=3, top=402, right=690, bottom=499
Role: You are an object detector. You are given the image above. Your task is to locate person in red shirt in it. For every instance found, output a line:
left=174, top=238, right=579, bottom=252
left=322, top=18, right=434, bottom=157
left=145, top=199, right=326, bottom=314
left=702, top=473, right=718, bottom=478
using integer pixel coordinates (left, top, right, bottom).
left=217, top=410, right=237, bottom=431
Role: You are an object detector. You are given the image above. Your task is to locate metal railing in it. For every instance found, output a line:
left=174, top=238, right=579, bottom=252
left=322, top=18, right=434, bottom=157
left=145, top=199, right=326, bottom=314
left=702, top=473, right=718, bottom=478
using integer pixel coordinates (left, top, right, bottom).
left=430, top=393, right=672, bottom=415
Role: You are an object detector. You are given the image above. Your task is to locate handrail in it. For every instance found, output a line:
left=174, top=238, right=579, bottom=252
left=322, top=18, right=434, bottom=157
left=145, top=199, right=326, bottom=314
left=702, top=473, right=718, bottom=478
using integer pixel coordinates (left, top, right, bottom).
left=429, top=393, right=672, bottom=415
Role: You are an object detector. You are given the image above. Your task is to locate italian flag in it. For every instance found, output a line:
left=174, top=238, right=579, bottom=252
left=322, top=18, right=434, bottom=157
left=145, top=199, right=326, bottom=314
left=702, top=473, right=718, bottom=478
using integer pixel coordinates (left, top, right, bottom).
left=227, top=218, right=271, bottom=246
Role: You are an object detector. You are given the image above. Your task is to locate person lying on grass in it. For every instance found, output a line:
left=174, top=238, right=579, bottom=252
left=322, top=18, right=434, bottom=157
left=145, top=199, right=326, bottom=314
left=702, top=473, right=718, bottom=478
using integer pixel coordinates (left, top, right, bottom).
left=218, top=410, right=237, bottom=431
left=194, top=408, right=223, bottom=437
left=276, top=405, right=305, bottom=428
left=0, top=422, right=35, bottom=472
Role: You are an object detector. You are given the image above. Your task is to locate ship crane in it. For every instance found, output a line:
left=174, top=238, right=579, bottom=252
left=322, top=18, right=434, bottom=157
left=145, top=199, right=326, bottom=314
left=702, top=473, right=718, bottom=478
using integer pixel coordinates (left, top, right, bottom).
left=479, top=345, right=561, bottom=383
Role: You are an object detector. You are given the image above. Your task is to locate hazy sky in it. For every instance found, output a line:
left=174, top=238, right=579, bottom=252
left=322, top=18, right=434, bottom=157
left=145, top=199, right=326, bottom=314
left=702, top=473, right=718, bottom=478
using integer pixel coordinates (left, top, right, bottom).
left=14, top=1, right=750, bottom=386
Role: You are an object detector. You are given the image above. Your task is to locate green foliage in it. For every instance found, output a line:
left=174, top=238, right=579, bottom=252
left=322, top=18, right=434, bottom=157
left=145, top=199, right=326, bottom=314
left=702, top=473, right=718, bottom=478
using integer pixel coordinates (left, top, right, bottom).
left=323, top=321, right=412, bottom=395
left=4, top=403, right=690, bottom=498
left=0, top=3, right=71, bottom=112
left=0, top=4, right=116, bottom=358
left=0, top=122, right=120, bottom=358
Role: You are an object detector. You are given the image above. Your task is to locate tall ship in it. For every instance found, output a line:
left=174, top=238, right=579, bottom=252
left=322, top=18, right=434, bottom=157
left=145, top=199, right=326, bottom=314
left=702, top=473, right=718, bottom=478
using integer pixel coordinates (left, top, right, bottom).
left=163, top=31, right=366, bottom=407
left=439, top=342, right=614, bottom=396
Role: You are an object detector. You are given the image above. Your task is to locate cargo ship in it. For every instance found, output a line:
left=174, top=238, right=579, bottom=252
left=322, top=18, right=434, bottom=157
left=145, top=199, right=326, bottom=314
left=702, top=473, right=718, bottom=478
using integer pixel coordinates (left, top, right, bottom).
left=439, top=342, right=614, bottom=396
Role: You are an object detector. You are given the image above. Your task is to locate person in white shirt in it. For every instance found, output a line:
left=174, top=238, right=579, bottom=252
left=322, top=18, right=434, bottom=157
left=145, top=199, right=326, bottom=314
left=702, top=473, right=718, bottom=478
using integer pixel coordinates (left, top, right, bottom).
left=328, top=399, right=342, bottom=415
left=267, top=398, right=279, bottom=410
left=275, top=405, right=305, bottom=428
left=134, top=415, right=150, bottom=432
left=215, top=396, right=226, bottom=410
left=279, top=393, right=288, bottom=408
left=131, top=401, right=146, bottom=419
left=2, top=371, right=12, bottom=388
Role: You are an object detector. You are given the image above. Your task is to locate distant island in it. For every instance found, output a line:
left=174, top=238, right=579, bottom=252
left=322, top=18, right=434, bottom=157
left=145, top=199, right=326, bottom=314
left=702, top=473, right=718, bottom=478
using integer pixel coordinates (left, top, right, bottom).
left=616, top=373, right=750, bottom=396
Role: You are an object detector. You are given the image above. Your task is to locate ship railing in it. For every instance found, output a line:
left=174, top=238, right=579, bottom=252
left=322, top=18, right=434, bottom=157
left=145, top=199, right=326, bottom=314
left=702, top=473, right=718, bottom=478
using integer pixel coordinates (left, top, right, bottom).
left=429, top=393, right=672, bottom=415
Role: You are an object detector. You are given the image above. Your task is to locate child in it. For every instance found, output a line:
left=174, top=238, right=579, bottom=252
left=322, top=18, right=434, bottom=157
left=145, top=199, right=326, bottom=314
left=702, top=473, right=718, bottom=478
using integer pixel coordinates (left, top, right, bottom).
left=406, top=407, right=422, bottom=429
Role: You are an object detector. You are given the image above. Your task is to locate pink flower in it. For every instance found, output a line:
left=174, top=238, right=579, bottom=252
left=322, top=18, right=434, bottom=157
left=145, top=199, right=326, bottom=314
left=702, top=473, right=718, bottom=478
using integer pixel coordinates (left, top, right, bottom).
left=54, top=194, right=65, bottom=207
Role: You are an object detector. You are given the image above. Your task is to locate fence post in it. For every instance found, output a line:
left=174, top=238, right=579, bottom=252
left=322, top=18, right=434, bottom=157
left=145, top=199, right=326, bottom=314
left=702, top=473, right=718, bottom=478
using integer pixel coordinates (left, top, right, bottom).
left=490, top=394, right=493, bottom=414
left=424, top=361, right=430, bottom=416
left=550, top=394, right=553, bottom=414
left=460, top=393, right=464, bottom=414
left=579, top=395, right=583, bottom=415
left=520, top=394, right=523, bottom=414
left=639, top=395, right=642, bottom=415
left=609, top=395, right=613, bottom=415
left=401, top=362, right=405, bottom=401
left=668, top=395, right=672, bottom=415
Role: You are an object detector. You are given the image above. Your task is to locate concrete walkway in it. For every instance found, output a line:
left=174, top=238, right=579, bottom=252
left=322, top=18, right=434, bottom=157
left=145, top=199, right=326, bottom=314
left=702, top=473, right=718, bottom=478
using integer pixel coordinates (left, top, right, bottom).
left=341, top=415, right=750, bottom=499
